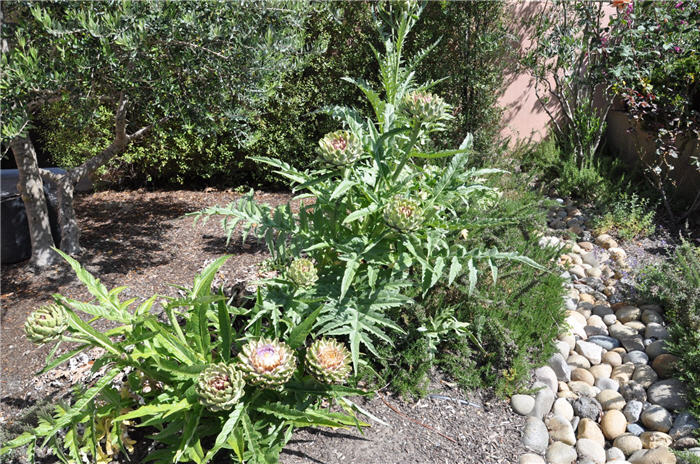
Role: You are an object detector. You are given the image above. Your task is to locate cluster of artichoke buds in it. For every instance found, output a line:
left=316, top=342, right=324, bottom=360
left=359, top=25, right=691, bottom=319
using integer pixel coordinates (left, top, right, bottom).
left=318, top=130, right=363, bottom=166
left=402, top=91, right=449, bottom=123
left=195, top=363, right=246, bottom=412
left=305, top=338, right=351, bottom=384
left=24, top=303, right=68, bottom=345
left=287, top=258, right=318, bottom=288
left=383, top=196, right=423, bottom=231
left=238, top=338, right=296, bottom=389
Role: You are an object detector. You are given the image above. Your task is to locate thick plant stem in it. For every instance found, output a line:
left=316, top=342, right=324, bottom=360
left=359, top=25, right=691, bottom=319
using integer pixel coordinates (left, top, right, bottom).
left=10, top=136, right=59, bottom=268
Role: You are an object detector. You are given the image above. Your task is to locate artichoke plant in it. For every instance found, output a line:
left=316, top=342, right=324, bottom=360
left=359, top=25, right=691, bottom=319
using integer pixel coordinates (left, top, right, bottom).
left=318, top=130, right=362, bottom=166
left=383, top=196, right=423, bottom=231
left=24, top=303, right=68, bottom=345
left=402, top=91, right=449, bottom=123
left=238, top=339, right=296, bottom=389
left=195, top=363, right=245, bottom=412
left=287, top=258, right=318, bottom=287
left=306, top=338, right=351, bottom=384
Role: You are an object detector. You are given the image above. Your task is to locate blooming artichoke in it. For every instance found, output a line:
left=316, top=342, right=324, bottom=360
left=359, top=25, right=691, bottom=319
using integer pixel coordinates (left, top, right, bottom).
left=402, top=91, right=449, bottom=123
left=287, top=258, right=318, bottom=288
left=24, top=303, right=68, bottom=344
left=318, top=130, right=362, bottom=166
left=306, top=338, right=351, bottom=384
left=238, top=339, right=296, bottom=389
left=195, top=363, right=245, bottom=412
left=383, top=196, right=423, bottom=231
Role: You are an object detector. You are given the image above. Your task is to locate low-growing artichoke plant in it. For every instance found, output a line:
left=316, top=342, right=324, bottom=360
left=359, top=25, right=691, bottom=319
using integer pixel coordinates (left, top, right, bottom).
left=318, top=130, right=363, bottom=166
left=238, top=338, right=296, bottom=389
left=195, top=363, right=246, bottom=412
left=383, top=196, right=423, bottom=231
left=286, top=257, right=318, bottom=287
left=402, top=91, right=449, bottom=123
left=24, top=303, right=68, bottom=344
left=306, top=338, right=351, bottom=384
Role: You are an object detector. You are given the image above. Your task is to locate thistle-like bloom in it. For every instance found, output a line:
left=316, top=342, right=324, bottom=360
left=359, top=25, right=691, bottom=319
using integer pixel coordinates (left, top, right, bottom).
left=195, top=363, right=245, bottom=412
left=402, top=91, right=449, bottom=123
left=318, top=130, right=362, bottom=166
left=383, top=196, right=423, bottom=231
left=24, top=303, right=68, bottom=344
left=306, top=338, right=351, bottom=384
left=238, top=339, right=296, bottom=389
left=287, top=258, right=318, bottom=288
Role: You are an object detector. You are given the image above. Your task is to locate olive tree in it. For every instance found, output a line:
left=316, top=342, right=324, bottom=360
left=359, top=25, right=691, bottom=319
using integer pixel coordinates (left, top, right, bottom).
left=1, top=0, right=315, bottom=267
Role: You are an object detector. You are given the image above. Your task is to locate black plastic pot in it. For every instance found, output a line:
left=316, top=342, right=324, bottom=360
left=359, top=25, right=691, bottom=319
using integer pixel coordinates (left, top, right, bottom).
left=1, top=169, right=62, bottom=265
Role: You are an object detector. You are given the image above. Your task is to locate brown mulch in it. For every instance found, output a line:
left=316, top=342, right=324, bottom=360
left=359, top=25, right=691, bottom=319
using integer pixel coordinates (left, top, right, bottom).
left=0, top=189, right=524, bottom=463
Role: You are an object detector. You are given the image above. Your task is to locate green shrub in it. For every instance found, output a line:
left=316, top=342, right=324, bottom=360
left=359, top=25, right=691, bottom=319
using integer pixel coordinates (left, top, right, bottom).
left=637, top=240, right=700, bottom=421
left=591, top=193, right=656, bottom=240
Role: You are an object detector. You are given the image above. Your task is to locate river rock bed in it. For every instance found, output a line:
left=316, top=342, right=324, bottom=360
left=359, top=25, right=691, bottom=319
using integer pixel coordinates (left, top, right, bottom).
left=515, top=200, right=700, bottom=464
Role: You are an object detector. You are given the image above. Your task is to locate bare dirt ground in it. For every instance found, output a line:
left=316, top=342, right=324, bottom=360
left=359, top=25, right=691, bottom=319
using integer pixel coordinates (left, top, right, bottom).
left=1, top=189, right=524, bottom=463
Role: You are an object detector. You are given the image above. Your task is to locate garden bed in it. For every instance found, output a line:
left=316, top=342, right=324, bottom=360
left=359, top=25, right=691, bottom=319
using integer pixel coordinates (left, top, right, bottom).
left=0, top=189, right=525, bottom=464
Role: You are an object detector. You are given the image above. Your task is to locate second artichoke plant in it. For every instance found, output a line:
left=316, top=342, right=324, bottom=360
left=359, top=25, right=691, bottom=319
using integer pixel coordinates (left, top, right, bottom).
left=238, top=338, right=296, bottom=389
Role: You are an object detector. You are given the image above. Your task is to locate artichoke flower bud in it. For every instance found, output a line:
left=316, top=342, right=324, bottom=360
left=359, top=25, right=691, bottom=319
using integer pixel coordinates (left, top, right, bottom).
left=306, top=338, right=351, bottom=384
left=195, top=363, right=245, bottom=412
left=318, top=130, right=362, bottom=166
left=287, top=258, right=318, bottom=288
left=383, top=196, right=423, bottom=231
left=402, top=91, right=449, bottom=123
left=238, top=339, right=296, bottom=389
left=24, top=303, right=68, bottom=345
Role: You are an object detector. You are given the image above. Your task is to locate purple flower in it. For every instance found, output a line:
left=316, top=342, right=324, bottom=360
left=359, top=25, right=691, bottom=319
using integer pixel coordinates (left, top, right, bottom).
left=674, top=46, right=681, bottom=53
left=675, top=1, right=683, bottom=8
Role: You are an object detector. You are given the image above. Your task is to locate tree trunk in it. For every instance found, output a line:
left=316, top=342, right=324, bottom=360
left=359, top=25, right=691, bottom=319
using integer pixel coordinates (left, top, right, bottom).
left=41, top=170, right=81, bottom=255
left=9, top=136, right=59, bottom=267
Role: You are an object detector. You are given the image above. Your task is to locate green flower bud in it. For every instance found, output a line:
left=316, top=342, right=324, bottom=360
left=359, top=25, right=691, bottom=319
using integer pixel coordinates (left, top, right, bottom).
left=238, top=338, right=296, bottom=389
left=195, top=363, right=245, bottom=412
left=287, top=258, right=318, bottom=287
left=402, top=91, right=449, bottom=123
left=306, top=338, right=351, bottom=384
left=24, top=303, right=68, bottom=345
left=318, top=130, right=362, bottom=166
left=383, top=196, right=423, bottom=231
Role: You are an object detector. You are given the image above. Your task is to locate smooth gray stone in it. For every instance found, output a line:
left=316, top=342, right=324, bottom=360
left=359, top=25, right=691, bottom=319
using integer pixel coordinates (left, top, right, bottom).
left=572, top=396, right=603, bottom=421
left=647, top=378, right=689, bottom=410
left=522, top=416, right=548, bottom=454
left=620, top=381, right=647, bottom=402
left=670, top=411, right=700, bottom=439
left=627, top=423, right=645, bottom=436
left=623, top=350, right=649, bottom=365
left=548, top=353, right=571, bottom=382
left=641, top=404, right=673, bottom=432
left=530, top=382, right=555, bottom=419
left=623, top=400, right=644, bottom=423
left=587, top=335, right=621, bottom=350
left=620, top=335, right=645, bottom=352
left=596, top=377, right=619, bottom=392
left=511, top=394, right=535, bottom=416
left=645, top=340, right=669, bottom=359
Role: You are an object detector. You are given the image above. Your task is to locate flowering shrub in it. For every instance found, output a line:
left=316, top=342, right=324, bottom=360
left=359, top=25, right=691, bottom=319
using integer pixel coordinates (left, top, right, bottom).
left=194, top=2, right=543, bottom=377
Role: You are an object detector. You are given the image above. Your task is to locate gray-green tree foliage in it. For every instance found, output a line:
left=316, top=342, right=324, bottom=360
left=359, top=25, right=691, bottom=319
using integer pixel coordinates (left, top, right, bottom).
left=0, top=0, right=316, bottom=267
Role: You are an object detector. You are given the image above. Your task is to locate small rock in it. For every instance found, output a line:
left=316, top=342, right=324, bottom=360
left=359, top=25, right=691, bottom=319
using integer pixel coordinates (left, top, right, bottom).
left=590, top=363, right=613, bottom=380
left=669, top=411, right=700, bottom=439
left=603, top=313, right=618, bottom=326
left=626, top=321, right=647, bottom=333
left=620, top=381, right=648, bottom=403
left=579, top=241, right=595, bottom=251
left=587, top=267, right=603, bottom=279
left=519, top=452, right=546, bottom=464
left=641, top=405, right=673, bottom=433
left=569, top=381, right=600, bottom=398
left=578, top=418, right=606, bottom=447
left=641, top=310, right=663, bottom=325
left=555, top=340, right=571, bottom=360
left=583, top=251, right=600, bottom=266
left=617, top=306, right=642, bottom=323
left=628, top=423, right=646, bottom=436
left=623, top=400, right=644, bottom=423
left=570, top=265, right=587, bottom=279
left=547, top=414, right=577, bottom=445
left=603, top=351, right=623, bottom=367
left=645, top=340, right=668, bottom=360
left=572, top=367, right=596, bottom=385
left=530, top=383, right=555, bottom=419
left=633, top=446, right=677, bottom=464
left=602, top=409, right=629, bottom=440
left=647, top=379, right=688, bottom=411
left=639, top=304, right=663, bottom=315
left=673, top=437, right=699, bottom=449
left=645, top=323, right=669, bottom=340
left=576, top=438, right=607, bottom=464
left=640, top=431, right=673, bottom=449
left=624, top=351, right=650, bottom=365
left=596, top=377, right=620, bottom=392
left=608, top=247, right=627, bottom=261
left=522, top=417, right=549, bottom=454
left=553, top=397, right=574, bottom=421
left=595, top=234, right=618, bottom=249
left=632, top=365, right=659, bottom=389
left=607, top=446, right=626, bottom=461
left=549, top=353, right=572, bottom=382
left=598, top=390, right=627, bottom=411
left=610, top=324, right=638, bottom=339
left=651, top=354, right=678, bottom=379
left=511, top=394, right=535, bottom=416
left=577, top=340, right=603, bottom=365
left=559, top=333, right=576, bottom=350
left=569, top=353, right=592, bottom=369
left=588, top=335, right=621, bottom=350
left=621, top=335, right=646, bottom=352
left=546, top=441, right=578, bottom=464
left=612, top=363, right=637, bottom=384
left=593, top=305, right=614, bottom=317
left=535, top=365, right=558, bottom=393
left=573, top=397, right=603, bottom=421
left=614, top=433, right=643, bottom=456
